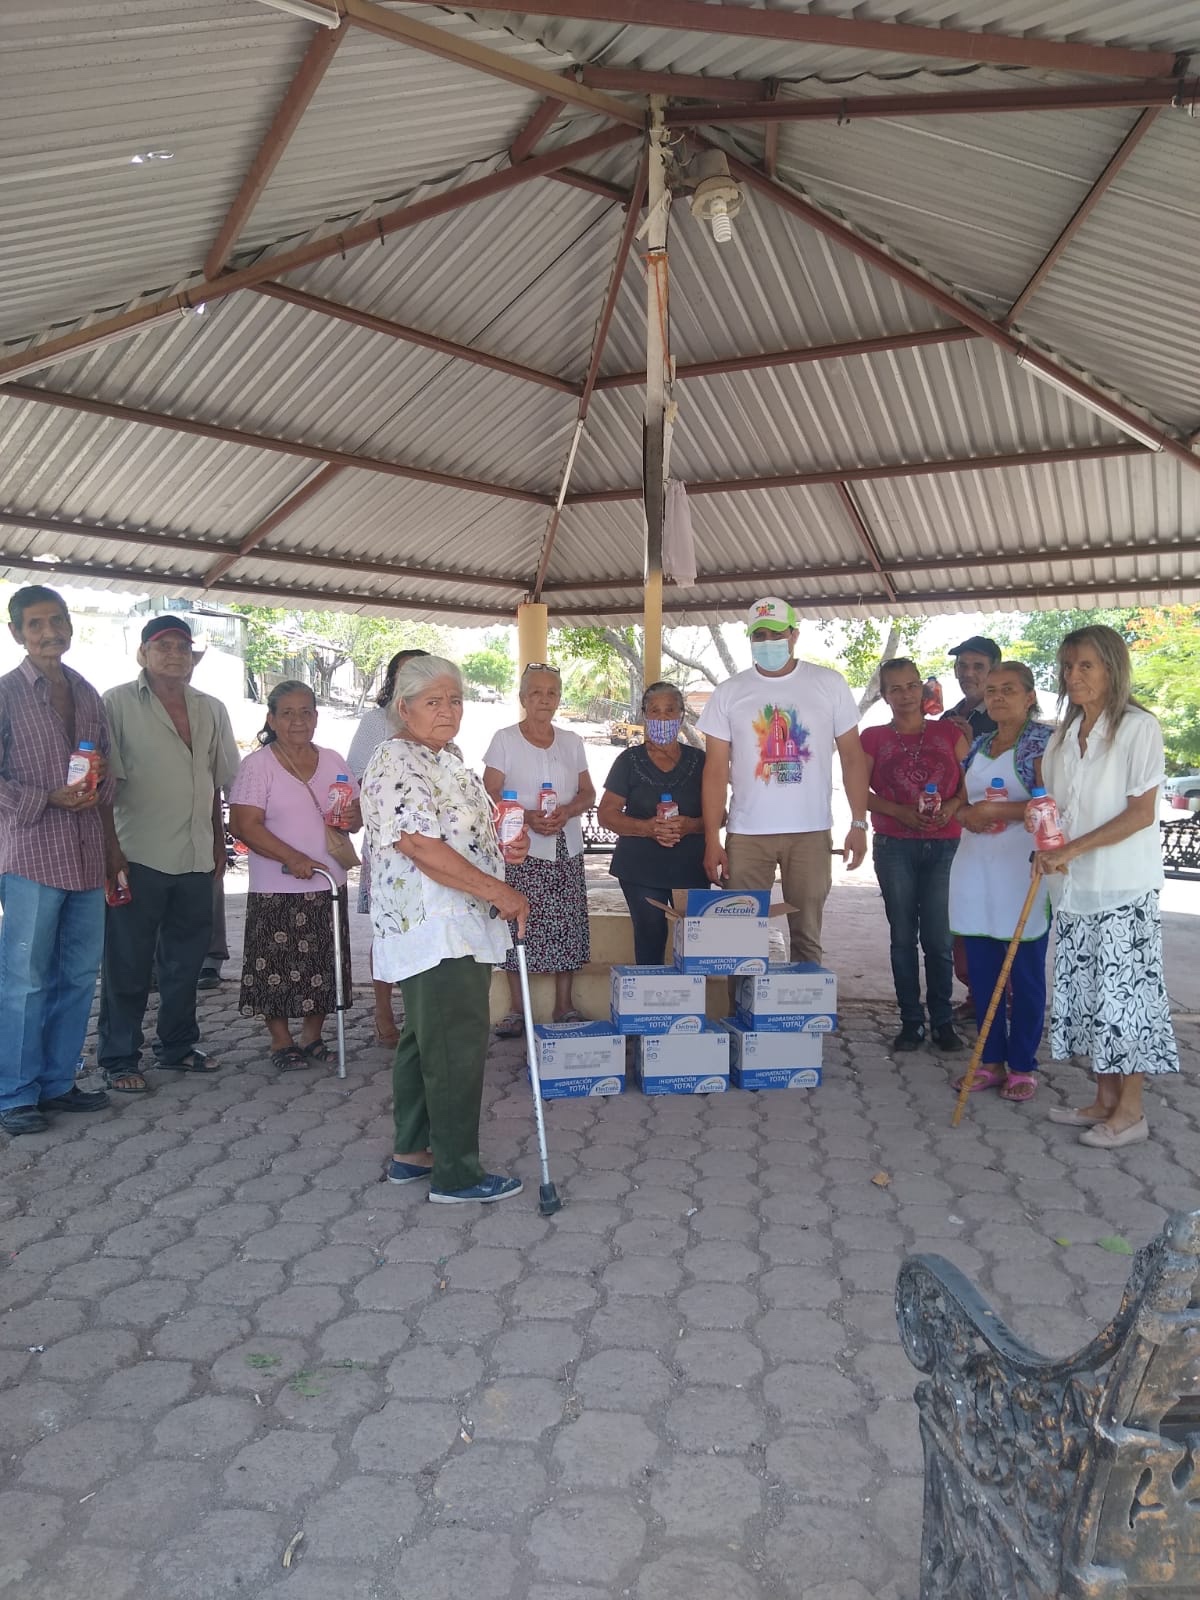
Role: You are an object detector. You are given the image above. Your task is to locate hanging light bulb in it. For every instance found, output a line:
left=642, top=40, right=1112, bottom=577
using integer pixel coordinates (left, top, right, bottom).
left=689, top=150, right=743, bottom=245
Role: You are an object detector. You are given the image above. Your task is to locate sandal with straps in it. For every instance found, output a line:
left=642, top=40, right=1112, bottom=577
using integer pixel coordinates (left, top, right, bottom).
left=951, top=1064, right=1005, bottom=1094
left=1000, top=1072, right=1038, bottom=1103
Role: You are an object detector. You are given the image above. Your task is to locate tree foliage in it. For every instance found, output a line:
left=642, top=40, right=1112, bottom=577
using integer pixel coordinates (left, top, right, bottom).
left=461, top=629, right=514, bottom=693
left=229, top=604, right=286, bottom=699
left=1005, top=608, right=1139, bottom=683
left=1128, top=605, right=1200, bottom=772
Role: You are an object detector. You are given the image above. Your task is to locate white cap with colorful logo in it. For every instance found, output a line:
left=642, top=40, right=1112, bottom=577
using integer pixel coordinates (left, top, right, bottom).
left=745, top=596, right=797, bottom=635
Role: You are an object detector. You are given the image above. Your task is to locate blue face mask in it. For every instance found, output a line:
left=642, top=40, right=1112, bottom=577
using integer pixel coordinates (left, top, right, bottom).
left=645, top=716, right=681, bottom=746
left=751, top=637, right=791, bottom=672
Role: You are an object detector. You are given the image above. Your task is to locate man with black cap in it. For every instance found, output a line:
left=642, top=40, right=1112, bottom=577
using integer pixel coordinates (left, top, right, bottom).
left=98, top=614, right=239, bottom=1093
left=698, top=596, right=869, bottom=964
left=944, top=635, right=1001, bottom=743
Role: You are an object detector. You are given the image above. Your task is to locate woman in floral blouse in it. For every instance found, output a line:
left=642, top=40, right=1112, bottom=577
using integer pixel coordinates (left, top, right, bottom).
left=361, top=655, right=530, bottom=1205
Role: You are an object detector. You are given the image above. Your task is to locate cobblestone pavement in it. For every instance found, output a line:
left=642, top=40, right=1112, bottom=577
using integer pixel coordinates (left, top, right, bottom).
left=2, top=970, right=1198, bottom=1600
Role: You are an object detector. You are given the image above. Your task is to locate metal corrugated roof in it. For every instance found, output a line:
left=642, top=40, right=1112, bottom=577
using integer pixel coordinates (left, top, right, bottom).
left=478, top=1, right=1200, bottom=82
left=0, top=1, right=1197, bottom=625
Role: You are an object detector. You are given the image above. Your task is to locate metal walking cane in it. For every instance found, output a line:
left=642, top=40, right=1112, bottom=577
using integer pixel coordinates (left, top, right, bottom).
left=311, top=867, right=348, bottom=1081
left=514, top=935, right=563, bottom=1216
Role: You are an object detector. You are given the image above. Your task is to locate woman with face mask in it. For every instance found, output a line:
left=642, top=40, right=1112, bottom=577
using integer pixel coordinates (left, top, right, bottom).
left=597, top=683, right=708, bottom=965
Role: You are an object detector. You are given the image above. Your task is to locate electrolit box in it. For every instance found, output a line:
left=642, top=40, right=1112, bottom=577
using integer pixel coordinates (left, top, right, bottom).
left=735, top=963, right=838, bottom=1033
left=634, top=1022, right=730, bottom=1095
left=610, top=965, right=707, bottom=1034
left=657, top=889, right=791, bottom=976
left=725, top=1018, right=823, bottom=1090
left=531, top=1021, right=625, bottom=1098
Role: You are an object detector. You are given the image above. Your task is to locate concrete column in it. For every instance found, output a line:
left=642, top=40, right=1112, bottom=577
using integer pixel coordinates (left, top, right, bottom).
left=517, top=602, right=549, bottom=673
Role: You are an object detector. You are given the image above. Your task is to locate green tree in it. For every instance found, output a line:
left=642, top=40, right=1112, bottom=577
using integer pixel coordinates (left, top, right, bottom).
left=817, top=617, right=931, bottom=712
left=461, top=629, right=514, bottom=694
left=1129, top=605, right=1200, bottom=772
left=1006, top=608, right=1139, bottom=685
left=293, top=613, right=447, bottom=704
left=229, top=604, right=286, bottom=700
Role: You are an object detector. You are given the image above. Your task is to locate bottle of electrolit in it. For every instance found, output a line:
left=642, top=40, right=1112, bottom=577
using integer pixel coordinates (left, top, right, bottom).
left=656, top=793, right=679, bottom=821
left=495, top=790, right=526, bottom=861
left=921, top=676, right=943, bottom=717
left=917, top=783, right=941, bottom=819
left=1026, top=787, right=1067, bottom=850
left=984, top=776, right=1008, bottom=833
left=326, top=773, right=354, bottom=828
left=66, top=740, right=100, bottom=791
left=539, top=781, right=557, bottom=817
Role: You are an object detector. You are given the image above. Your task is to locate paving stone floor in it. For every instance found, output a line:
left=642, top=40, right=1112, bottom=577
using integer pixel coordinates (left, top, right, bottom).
left=2, top=944, right=1199, bottom=1599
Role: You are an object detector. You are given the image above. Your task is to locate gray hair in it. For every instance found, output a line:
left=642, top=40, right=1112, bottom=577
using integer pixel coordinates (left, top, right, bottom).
left=641, top=680, right=685, bottom=715
left=389, top=654, right=463, bottom=726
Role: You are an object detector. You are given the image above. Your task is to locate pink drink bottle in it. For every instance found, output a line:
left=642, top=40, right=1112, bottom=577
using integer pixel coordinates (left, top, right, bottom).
left=916, top=783, right=941, bottom=819
left=1026, top=787, right=1067, bottom=850
left=495, top=790, right=526, bottom=862
left=984, top=776, right=1008, bottom=833
left=66, top=740, right=100, bottom=791
left=539, top=781, right=557, bottom=817
left=656, top=793, right=679, bottom=821
left=326, top=773, right=353, bottom=828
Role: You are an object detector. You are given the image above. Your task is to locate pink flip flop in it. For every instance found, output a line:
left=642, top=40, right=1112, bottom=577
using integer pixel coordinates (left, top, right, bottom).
left=951, top=1064, right=1005, bottom=1093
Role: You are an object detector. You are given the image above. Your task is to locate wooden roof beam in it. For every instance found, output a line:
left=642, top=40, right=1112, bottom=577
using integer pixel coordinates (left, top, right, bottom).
left=0, top=124, right=637, bottom=384
left=2, top=383, right=555, bottom=505
left=205, top=24, right=344, bottom=279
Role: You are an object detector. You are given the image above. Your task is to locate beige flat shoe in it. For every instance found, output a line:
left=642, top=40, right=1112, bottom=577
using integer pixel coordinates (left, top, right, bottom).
left=1078, top=1117, right=1149, bottom=1149
left=1047, top=1105, right=1106, bottom=1126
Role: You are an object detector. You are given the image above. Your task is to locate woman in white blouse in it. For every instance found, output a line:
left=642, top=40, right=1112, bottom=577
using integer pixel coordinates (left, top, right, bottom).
left=361, top=655, right=530, bottom=1205
left=1035, top=625, right=1178, bottom=1149
left=483, top=663, right=595, bottom=1034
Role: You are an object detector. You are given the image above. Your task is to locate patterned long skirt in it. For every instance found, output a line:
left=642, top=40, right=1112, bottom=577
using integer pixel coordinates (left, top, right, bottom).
left=500, top=836, right=590, bottom=975
left=240, top=887, right=353, bottom=1020
left=1050, top=892, right=1178, bottom=1075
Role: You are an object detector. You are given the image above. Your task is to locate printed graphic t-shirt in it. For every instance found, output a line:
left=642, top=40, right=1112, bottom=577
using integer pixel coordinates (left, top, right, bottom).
left=697, top=661, right=859, bottom=835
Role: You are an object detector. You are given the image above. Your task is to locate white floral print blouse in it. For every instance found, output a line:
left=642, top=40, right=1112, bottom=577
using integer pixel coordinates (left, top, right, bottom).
left=360, top=737, right=511, bottom=982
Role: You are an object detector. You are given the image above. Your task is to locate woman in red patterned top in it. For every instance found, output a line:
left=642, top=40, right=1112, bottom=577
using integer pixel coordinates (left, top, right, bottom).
left=861, top=659, right=969, bottom=1055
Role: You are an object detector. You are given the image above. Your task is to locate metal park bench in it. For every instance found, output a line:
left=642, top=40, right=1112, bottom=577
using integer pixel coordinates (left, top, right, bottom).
left=896, top=1211, right=1200, bottom=1599
left=1161, top=815, right=1200, bottom=876
left=581, top=806, right=618, bottom=855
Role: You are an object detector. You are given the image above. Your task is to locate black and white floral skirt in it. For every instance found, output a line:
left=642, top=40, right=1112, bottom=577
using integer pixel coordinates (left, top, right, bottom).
left=1050, top=892, right=1178, bottom=1076
left=240, top=888, right=353, bottom=1020
left=500, top=836, right=590, bottom=975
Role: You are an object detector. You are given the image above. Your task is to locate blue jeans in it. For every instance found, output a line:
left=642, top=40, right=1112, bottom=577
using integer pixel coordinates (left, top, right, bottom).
left=872, top=835, right=957, bottom=1029
left=0, top=874, right=105, bottom=1111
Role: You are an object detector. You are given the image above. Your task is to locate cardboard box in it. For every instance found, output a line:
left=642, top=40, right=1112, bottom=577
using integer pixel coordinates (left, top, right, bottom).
left=658, top=889, right=793, bottom=976
left=735, top=963, right=838, bottom=1033
left=531, top=1021, right=625, bottom=1099
left=725, top=1018, right=823, bottom=1090
left=634, top=1022, right=730, bottom=1095
left=610, top=965, right=707, bottom=1034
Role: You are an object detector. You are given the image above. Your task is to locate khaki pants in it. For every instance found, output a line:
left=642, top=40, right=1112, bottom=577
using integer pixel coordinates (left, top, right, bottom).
left=726, top=830, right=833, bottom=965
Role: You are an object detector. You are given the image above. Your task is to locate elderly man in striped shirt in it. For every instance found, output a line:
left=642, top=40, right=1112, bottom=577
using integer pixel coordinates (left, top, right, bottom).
left=0, top=586, right=114, bottom=1136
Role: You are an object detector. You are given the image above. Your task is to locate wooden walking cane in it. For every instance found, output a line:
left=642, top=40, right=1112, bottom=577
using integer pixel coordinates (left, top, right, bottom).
left=951, top=868, right=1046, bottom=1128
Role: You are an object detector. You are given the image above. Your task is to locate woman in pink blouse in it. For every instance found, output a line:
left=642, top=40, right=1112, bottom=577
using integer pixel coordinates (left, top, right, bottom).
left=229, top=681, right=359, bottom=1071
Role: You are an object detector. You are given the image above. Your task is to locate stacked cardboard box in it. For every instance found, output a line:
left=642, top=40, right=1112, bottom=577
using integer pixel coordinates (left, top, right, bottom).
left=725, top=962, right=838, bottom=1090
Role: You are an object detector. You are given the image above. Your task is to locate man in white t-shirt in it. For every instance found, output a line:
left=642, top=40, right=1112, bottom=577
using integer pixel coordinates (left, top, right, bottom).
left=698, top=597, right=869, bottom=963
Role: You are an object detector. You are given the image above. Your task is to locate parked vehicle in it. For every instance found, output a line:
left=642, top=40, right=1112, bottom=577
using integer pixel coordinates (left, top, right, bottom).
left=1165, top=771, right=1200, bottom=810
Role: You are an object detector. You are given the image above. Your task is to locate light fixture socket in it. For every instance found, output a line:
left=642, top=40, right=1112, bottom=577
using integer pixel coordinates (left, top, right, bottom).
left=688, top=151, right=743, bottom=244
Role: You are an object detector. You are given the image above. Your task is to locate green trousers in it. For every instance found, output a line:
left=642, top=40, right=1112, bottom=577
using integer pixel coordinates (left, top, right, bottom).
left=394, top=955, right=490, bottom=1192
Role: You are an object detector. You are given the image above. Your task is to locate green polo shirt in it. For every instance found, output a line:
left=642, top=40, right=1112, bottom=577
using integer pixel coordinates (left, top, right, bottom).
left=104, top=673, right=240, bottom=875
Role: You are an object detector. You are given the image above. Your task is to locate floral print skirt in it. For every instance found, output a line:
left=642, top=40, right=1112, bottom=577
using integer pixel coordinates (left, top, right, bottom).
left=500, top=837, right=590, bottom=975
left=240, top=887, right=353, bottom=1020
left=1050, top=892, right=1178, bottom=1076
left=356, top=838, right=373, bottom=915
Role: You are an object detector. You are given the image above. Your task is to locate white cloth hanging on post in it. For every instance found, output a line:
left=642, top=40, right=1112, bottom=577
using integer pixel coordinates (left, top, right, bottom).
left=663, top=478, right=696, bottom=587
